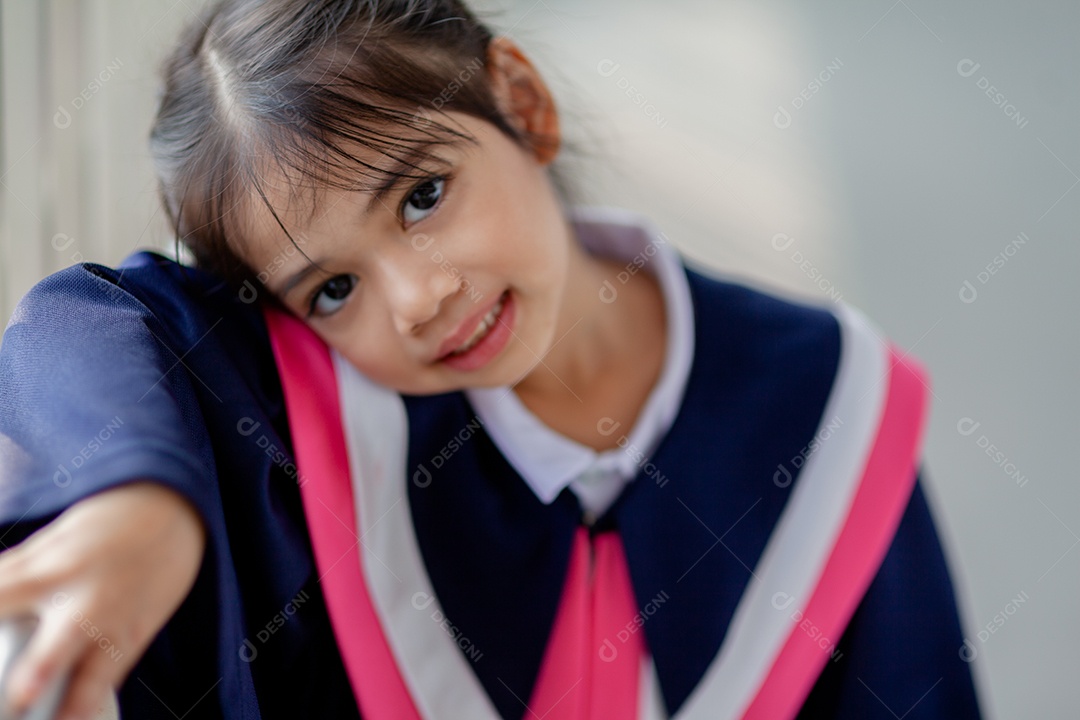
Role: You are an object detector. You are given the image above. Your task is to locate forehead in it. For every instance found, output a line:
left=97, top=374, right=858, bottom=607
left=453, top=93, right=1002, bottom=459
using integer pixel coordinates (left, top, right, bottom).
left=237, top=133, right=458, bottom=244
left=232, top=112, right=490, bottom=289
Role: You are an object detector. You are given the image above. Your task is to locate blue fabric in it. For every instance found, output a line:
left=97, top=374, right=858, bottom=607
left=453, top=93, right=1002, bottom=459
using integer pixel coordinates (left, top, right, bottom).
left=404, top=265, right=844, bottom=717
left=618, top=266, right=845, bottom=715
left=0, top=251, right=981, bottom=719
left=796, top=480, right=982, bottom=719
left=0, top=254, right=358, bottom=720
left=404, top=391, right=580, bottom=720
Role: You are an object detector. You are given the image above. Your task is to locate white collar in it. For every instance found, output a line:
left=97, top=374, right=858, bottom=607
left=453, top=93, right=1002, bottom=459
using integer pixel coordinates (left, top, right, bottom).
left=465, top=206, right=695, bottom=516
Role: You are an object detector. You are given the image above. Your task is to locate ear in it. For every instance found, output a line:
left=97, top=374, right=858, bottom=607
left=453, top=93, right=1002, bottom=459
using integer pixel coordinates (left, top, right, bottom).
left=486, top=36, right=561, bottom=165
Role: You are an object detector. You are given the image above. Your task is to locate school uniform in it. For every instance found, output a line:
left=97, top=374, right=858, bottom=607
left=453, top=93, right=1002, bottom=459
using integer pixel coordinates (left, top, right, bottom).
left=0, top=208, right=981, bottom=719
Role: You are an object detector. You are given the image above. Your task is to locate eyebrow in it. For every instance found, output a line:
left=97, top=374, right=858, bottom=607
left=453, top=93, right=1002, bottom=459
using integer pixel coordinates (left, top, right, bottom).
left=271, top=139, right=462, bottom=301
left=364, top=140, right=457, bottom=215
left=276, top=261, right=328, bottom=300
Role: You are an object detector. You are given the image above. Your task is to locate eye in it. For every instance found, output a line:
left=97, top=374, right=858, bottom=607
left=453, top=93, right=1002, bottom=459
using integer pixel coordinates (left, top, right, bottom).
left=307, top=274, right=357, bottom=318
left=401, top=176, right=446, bottom=225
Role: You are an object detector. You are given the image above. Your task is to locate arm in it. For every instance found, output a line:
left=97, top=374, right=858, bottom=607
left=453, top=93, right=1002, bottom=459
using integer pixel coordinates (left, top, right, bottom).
left=1, top=256, right=359, bottom=720
left=0, top=260, right=218, bottom=719
left=0, top=481, right=205, bottom=719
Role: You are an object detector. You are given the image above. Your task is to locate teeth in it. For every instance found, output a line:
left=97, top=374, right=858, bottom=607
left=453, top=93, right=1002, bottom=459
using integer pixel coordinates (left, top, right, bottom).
left=451, top=295, right=505, bottom=356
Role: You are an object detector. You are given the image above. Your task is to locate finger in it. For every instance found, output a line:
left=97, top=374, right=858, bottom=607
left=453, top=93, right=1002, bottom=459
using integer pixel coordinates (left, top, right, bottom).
left=4, top=606, right=86, bottom=714
left=0, top=549, right=45, bottom=618
left=52, top=649, right=116, bottom=720
left=0, top=539, right=81, bottom=620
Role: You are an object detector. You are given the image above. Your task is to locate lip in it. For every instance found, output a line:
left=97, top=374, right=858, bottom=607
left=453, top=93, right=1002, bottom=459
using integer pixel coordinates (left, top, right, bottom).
left=435, top=290, right=515, bottom=372
left=434, top=290, right=510, bottom=361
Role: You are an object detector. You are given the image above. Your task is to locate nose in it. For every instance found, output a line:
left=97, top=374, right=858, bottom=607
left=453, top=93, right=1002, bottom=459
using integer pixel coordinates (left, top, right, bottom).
left=376, top=243, right=463, bottom=335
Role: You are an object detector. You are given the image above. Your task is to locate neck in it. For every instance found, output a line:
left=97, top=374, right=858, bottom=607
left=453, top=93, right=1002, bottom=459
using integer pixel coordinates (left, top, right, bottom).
left=509, top=216, right=668, bottom=451
left=512, top=228, right=651, bottom=403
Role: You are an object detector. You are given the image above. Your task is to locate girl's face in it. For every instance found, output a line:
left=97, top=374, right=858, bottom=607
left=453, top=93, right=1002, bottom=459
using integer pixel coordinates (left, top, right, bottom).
left=240, top=111, right=575, bottom=395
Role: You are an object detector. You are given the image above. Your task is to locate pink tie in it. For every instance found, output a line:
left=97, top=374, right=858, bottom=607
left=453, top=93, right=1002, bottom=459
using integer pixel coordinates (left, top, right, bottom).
left=268, top=305, right=647, bottom=718
left=529, top=527, right=646, bottom=719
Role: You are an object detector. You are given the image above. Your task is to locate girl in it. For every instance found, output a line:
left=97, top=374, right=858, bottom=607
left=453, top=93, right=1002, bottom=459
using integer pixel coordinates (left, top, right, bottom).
left=0, top=1, right=981, bottom=718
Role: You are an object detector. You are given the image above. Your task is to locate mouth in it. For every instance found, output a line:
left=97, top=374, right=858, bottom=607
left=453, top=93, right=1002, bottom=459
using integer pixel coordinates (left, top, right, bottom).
left=436, top=290, right=514, bottom=372
left=448, top=293, right=506, bottom=355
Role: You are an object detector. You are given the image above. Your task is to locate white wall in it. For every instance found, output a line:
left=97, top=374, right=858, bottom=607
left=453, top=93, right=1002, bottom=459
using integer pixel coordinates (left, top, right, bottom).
left=0, top=0, right=198, bottom=316
left=488, top=2, right=1077, bottom=717
left=2, top=0, right=1077, bottom=716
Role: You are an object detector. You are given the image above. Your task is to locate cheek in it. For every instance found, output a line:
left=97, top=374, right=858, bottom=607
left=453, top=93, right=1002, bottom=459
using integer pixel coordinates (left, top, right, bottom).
left=325, top=317, right=447, bottom=394
left=336, top=345, right=418, bottom=391
left=474, top=189, right=566, bottom=286
left=318, top=317, right=401, bottom=374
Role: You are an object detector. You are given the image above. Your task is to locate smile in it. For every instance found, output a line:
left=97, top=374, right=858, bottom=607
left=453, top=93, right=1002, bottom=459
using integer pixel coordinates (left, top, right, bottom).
left=449, top=294, right=506, bottom=356
left=438, top=290, right=515, bottom=372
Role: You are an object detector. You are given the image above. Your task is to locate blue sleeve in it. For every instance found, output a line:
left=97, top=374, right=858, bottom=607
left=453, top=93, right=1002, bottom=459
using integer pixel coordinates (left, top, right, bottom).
left=797, top=476, right=983, bottom=719
left=0, top=255, right=363, bottom=719
left=0, top=260, right=218, bottom=542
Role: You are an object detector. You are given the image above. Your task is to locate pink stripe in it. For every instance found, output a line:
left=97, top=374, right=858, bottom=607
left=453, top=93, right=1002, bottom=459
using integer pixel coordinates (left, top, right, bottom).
left=263, top=307, right=421, bottom=719
left=529, top=529, right=643, bottom=719
left=590, top=533, right=644, bottom=718
left=742, top=346, right=930, bottom=720
left=530, top=529, right=590, bottom=717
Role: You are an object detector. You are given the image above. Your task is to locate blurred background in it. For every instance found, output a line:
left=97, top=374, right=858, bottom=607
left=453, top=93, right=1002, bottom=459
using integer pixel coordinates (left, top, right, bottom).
left=1, top=0, right=1076, bottom=716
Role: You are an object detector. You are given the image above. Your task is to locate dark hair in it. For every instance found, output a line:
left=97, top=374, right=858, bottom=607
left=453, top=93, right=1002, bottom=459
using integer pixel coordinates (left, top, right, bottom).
left=150, top=0, right=568, bottom=295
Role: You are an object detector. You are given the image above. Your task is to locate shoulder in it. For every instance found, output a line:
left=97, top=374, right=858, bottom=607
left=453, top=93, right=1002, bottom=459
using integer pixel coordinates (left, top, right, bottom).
left=681, top=261, right=843, bottom=351
left=677, top=260, right=932, bottom=479
left=678, top=263, right=847, bottom=412
left=4, top=250, right=280, bottom=423
left=8, top=250, right=267, bottom=354
left=11, top=251, right=217, bottom=326
left=680, top=260, right=928, bottom=390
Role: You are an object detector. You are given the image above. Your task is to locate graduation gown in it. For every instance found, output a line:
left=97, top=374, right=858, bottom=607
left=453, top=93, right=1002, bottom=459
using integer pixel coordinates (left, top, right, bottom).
left=0, top=247, right=981, bottom=719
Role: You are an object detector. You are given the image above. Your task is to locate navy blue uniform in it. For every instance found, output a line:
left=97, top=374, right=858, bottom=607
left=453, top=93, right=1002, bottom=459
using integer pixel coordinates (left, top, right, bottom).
left=0, top=252, right=981, bottom=718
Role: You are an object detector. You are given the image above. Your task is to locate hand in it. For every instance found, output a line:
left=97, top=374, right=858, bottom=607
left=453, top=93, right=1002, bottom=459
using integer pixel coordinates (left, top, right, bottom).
left=0, top=481, right=206, bottom=720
